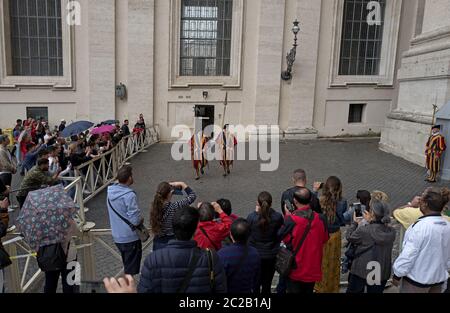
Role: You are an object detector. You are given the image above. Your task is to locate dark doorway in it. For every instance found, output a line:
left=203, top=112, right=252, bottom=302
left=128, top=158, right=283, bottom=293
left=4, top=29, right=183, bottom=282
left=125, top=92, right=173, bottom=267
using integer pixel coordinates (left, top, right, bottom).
left=194, top=105, right=215, bottom=138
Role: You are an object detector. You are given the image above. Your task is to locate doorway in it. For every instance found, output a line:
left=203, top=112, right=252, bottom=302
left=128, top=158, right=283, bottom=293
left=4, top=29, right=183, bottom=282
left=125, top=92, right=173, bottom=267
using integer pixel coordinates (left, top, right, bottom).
left=194, top=105, right=215, bottom=138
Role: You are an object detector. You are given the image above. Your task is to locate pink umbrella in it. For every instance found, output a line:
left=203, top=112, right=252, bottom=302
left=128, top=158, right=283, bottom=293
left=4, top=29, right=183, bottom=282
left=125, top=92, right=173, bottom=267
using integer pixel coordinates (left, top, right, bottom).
left=90, top=125, right=116, bottom=135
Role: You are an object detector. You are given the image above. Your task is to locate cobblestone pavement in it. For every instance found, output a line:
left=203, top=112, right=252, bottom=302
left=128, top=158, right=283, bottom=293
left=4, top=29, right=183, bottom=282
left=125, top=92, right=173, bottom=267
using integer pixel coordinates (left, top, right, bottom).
left=7, top=139, right=447, bottom=292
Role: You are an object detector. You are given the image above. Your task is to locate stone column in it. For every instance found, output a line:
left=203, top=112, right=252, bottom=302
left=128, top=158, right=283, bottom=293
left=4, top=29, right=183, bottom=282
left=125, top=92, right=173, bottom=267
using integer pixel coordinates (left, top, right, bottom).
left=283, top=0, right=321, bottom=139
left=87, top=0, right=116, bottom=123
left=253, top=0, right=286, bottom=126
left=127, top=0, right=155, bottom=125
left=380, top=0, right=450, bottom=165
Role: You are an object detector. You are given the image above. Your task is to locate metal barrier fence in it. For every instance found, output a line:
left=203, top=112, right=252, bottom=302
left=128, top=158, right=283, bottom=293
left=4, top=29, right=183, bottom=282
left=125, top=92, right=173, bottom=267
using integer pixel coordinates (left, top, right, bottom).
left=3, top=127, right=159, bottom=293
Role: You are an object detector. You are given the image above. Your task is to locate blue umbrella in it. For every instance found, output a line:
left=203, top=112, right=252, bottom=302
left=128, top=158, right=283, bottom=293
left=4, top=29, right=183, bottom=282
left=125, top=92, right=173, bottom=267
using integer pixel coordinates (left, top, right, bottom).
left=101, top=120, right=119, bottom=125
left=60, top=121, right=94, bottom=138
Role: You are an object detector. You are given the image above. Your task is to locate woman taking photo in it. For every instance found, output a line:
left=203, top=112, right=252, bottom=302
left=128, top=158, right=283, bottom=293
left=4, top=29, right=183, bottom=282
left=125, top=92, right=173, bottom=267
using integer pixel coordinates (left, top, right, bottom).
left=314, top=176, right=348, bottom=293
left=150, top=182, right=196, bottom=251
left=247, top=192, right=284, bottom=294
left=346, top=200, right=396, bottom=293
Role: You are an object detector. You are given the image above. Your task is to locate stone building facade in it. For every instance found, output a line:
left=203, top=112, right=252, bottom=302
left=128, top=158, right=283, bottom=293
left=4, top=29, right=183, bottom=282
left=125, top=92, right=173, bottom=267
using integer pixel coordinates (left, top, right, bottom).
left=0, top=0, right=448, bottom=166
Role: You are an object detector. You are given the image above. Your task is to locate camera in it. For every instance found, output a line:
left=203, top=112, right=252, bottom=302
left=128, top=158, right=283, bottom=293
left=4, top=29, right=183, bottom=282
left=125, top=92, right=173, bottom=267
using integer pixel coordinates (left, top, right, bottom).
left=284, top=199, right=296, bottom=213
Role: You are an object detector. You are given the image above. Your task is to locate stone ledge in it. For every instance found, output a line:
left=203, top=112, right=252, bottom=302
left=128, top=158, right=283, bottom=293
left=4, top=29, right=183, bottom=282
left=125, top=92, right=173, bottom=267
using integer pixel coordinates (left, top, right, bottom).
left=283, top=128, right=319, bottom=140
left=386, top=110, right=433, bottom=125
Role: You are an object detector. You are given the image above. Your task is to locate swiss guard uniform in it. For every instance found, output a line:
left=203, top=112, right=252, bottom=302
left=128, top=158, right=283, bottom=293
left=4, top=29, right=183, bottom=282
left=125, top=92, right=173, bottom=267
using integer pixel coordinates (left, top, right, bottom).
left=425, top=125, right=447, bottom=183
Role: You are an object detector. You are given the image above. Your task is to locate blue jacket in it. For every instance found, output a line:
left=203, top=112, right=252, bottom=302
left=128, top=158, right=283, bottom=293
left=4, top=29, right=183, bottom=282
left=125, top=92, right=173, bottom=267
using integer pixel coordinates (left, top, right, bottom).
left=107, top=184, right=143, bottom=244
left=137, top=240, right=227, bottom=293
left=217, top=243, right=261, bottom=293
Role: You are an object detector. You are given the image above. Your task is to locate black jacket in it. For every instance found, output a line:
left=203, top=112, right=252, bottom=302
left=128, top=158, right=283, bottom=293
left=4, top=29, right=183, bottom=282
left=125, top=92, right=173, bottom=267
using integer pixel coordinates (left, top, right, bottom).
left=137, top=240, right=227, bottom=293
left=281, top=187, right=322, bottom=215
left=247, top=209, right=284, bottom=259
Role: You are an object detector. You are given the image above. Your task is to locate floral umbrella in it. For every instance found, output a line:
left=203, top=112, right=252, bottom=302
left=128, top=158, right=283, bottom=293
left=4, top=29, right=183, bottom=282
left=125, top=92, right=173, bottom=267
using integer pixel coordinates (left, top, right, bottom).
left=16, top=185, right=79, bottom=252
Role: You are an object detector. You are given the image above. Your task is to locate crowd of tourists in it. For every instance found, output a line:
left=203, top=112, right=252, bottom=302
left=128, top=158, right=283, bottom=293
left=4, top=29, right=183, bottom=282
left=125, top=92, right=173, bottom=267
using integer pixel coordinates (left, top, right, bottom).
left=102, top=168, right=450, bottom=294
left=1, top=116, right=450, bottom=294
left=0, top=115, right=147, bottom=293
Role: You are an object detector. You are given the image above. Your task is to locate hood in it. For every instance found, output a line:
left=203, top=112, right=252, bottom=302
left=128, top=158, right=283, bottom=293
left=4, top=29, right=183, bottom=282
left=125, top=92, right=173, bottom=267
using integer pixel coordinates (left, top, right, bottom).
left=107, top=184, right=134, bottom=201
left=368, top=224, right=396, bottom=245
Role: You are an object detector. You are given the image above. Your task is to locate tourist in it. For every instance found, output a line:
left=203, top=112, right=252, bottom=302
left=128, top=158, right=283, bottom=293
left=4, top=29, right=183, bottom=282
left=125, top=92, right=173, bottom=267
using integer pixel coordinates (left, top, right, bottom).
left=106, top=206, right=227, bottom=293
left=59, top=119, right=66, bottom=133
left=278, top=187, right=329, bottom=294
left=314, top=176, right=349, bottom=293
left=0, top=198, right=11, bottom=294
left=343, top=190, right=371, bottom=224
left=346, top=200, right=396, bottom=293
left=281, top=169, right=322, bottom=215
left=217, top=218, right=261, bottom=293
left=16, top=158, right=61, bottom=209
left=21, top=144, right=48, bottom=174
left=42, top=218, right=79, bottom=294
left=247, top=191, right=284, bottom=294
left=121, top=120, right=131, bottom=137
left=0, top=135, right=17, bottom=191
left=393, top=187, right=450, bottom=293
left=194, top=202, right=233, bottom=250
left=150, top=181, right=196, bottom=251
left=216, top=199, right=238, bottom=221
left=106, top=165, right=145, bottom=276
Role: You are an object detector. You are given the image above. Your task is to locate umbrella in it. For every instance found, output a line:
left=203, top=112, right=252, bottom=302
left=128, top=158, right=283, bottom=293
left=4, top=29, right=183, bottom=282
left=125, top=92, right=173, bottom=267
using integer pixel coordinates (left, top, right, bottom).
left=101, top=120, right=119, bottom=125
left=90, top=124, right=116, bottom=135
left=60, top=121, right=94, bottom=138
left=16, top=185, right=79, bottom=252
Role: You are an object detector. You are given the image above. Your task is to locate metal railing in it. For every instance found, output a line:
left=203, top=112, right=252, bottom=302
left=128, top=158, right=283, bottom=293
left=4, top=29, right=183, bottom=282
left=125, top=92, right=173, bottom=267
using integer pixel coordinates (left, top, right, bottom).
left=2, top=127, right=159, bottom=293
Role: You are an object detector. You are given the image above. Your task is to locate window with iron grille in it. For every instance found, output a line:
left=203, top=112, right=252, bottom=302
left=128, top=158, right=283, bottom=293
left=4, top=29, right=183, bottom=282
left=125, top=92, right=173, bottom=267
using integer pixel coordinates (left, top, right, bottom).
left=26, top=107, right=48, bottom=121
left=339, top=0, right=385, bottom=76
left=180, top=0, right=232, bottom=76
left=9, top=0, right=63, bottom=76
left=348, top=103, right=365, bottom=123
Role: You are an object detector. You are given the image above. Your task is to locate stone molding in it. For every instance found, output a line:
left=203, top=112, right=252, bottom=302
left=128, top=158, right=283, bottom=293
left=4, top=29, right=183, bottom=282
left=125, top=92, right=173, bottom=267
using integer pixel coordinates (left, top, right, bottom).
left=386, top=110, right=433, bottom=125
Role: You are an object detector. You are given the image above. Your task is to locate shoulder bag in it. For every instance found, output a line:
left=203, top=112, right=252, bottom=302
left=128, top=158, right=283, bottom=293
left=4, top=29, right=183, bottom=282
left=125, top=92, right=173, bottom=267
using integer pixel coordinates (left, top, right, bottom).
left=107, top=197, right=150, bottom=243
left=275, top=210, right=314, bottom=277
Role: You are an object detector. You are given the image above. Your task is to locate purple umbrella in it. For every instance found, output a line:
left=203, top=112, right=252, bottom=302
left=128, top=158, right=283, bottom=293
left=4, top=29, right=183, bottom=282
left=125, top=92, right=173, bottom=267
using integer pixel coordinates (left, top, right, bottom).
left=16, top=185, right=79, bottom=251
left=90, top=124, right=116, bottom=135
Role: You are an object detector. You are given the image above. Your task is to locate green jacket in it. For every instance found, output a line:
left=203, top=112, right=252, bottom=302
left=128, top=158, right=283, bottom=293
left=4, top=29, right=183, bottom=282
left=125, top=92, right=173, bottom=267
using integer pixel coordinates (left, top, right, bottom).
left=17, top=167, right=57, bottom=198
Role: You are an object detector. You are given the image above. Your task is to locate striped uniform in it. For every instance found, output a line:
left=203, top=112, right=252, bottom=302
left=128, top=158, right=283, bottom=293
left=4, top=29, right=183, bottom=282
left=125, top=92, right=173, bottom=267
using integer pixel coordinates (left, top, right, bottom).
left=425, top=133, right=446, bottom=182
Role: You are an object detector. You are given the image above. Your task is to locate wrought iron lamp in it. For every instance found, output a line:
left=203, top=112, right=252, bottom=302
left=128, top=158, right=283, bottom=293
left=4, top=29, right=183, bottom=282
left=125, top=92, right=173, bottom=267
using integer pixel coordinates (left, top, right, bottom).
left=281, top=20, right=300, bottom=81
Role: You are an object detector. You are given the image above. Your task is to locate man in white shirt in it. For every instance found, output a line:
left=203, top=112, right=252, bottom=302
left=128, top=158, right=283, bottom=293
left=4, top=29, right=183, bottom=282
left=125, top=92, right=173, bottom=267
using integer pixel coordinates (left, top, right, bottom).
left=393, top=187, right=450, bottom=293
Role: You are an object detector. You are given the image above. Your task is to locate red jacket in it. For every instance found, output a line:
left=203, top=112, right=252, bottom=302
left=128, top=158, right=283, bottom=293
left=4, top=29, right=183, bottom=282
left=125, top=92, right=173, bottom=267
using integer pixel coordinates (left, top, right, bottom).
left=194, top=212, right=233, bottom=250
left=280, top=207, right=329, bottom=283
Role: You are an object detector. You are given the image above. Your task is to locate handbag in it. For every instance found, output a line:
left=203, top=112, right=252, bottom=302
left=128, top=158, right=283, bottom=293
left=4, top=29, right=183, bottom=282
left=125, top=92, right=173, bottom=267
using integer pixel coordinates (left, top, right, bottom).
left=275, top=210, right=314, bottom=277
left=36, top=243, right=67, bottom=272
left=107, top=197, right=150, bottom=243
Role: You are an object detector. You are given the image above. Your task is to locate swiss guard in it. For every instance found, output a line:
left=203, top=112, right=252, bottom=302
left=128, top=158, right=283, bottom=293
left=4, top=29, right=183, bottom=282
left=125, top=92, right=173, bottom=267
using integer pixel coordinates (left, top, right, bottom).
left=425, top=125, right=447, bottom=183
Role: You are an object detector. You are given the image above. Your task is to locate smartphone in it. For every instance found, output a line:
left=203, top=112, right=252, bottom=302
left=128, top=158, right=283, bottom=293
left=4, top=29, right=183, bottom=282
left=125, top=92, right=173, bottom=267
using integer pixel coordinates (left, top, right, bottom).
left=284, top=200, right=295, bottom=213
left=354, top=203, right=363, bottom=218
